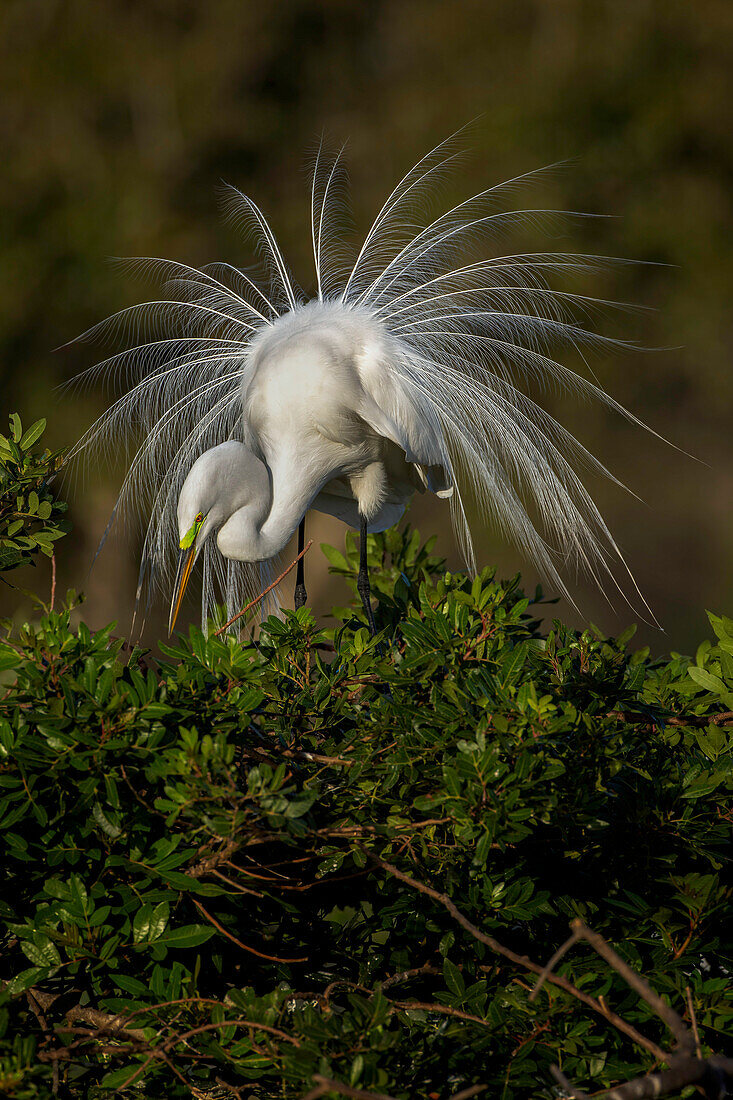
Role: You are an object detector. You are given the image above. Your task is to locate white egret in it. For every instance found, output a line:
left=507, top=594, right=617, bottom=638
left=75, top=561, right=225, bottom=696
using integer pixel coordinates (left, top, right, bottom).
left=70, top=130, right=656, bottom=635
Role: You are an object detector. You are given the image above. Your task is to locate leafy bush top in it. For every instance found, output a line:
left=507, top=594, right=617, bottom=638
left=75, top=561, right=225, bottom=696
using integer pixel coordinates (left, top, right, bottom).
left=0, top=415, right=68, bottom=573
left=0, top=524, right=731, bottom=1099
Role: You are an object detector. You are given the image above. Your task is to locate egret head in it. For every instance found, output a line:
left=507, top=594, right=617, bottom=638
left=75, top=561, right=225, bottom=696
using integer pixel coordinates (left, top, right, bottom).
left=169, top=441, right=270, bottom=633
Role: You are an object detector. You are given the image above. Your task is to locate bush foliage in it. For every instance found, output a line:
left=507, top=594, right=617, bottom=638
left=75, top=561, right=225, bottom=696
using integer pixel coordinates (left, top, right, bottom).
left=0, top=431, right=731, bottom=1098
left=0, top=415, right=68, bottom=575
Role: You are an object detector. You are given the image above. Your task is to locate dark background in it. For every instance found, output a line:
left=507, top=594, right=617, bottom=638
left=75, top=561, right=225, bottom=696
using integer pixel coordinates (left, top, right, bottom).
left=1, top=0, right=731, bottom=649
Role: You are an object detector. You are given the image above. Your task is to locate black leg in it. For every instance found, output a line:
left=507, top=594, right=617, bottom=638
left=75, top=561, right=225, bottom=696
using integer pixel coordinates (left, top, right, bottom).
left=357, top=514, right=379, bottom=639
left=294, top=517, right=307, bottom=610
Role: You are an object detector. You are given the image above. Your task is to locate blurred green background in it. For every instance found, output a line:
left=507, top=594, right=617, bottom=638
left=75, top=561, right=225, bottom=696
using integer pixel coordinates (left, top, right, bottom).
left=1, top=0, right=731, bottom=649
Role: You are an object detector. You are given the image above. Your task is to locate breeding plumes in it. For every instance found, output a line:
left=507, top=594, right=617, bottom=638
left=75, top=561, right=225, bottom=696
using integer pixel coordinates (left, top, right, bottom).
left=69, top=130, right=655, bottom=634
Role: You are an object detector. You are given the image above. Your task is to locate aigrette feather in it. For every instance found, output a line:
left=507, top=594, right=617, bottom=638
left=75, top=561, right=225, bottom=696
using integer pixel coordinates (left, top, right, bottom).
left=68, top=129, right=661, bottom=631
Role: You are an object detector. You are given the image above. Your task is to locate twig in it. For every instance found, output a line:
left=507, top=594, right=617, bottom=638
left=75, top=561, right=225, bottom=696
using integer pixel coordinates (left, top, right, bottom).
left=301, top=1076, right=399, bottom=1100
left=364, top=848, right=667, bottom=1063
left=214, top=540, right=313, bottom=635
left=595, top=1056, right=733, bottom=1100
left=529, top=928, right=582, bottom=1002
left=25, top=989, right=148, bottom=1041
left=26, top=991, right=58, bottom=1095
left=607, top=709, right=733, bottom=728
left=284, top=749, right=355, bottom=767
left=381, top=962, right=439, bottom=990
left=119, top=1015, right=302, bottom=1091
left=159, top=1017, right=300, bottom=1052
left=187, top=836, right=242, bottom=878
left=50, top=553, right=56, bottom=612
left=390, top=999, right=491, bottom=1028
left=570, top=920, right=694, bottom=1056
left=685, top=986, right=701, bottom=1059
left=191, top=898, right=308, bottom=963
left=550, top=1064, right=591, bottom=1099
left=448, top=1087, right=487, bottom=1100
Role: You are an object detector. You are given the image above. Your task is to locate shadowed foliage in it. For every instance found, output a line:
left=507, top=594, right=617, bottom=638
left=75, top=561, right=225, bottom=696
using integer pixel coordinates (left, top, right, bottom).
left=0, top=445, right=731, bottom=1096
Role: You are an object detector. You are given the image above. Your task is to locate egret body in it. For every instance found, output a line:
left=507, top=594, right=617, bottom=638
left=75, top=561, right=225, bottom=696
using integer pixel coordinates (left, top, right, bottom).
left=170, top=302, right=453, bottom=630
left=72, top=131, right=655, bottom=634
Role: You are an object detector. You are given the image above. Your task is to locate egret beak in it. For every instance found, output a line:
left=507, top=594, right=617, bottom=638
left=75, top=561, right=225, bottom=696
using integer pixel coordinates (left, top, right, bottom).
left=168, top=543, right=198, bottom=635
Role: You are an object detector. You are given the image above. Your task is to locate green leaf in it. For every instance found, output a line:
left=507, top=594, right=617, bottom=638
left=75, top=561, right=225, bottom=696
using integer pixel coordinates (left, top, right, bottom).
left=101, top=1065, right=144, bottom=1089
left=443, top=958, right=465, bottom=999
left=112, top=973, right=151, bottom=996
left=19, top=418, right=47, bottom=450
left=688, top=666, right=727, bottom=694
left=157, top=924, right=214, bottom=949
left=20, top=935, right=62, bottom=968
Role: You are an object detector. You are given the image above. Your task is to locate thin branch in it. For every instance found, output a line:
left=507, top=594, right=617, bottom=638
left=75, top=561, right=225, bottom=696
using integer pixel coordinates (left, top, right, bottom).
left=26, top=990, right=148, bottom=1041
left=550, top=1064, right=591, bottom=1099
left=449, top=1087, right=487, bottom=1100
left=187, top=836, right=243, bottom=878
left=303, top=1076, right=400, bottom=1100
left=381, top=962, right=439, bottom=990
left=607, top=709, right=733, bottom=728
left=685, top=986, right=701, bottom=1060
left=593, top=1056, right=733, bottom=1100
left=364, top=848, right=667, bottom=1062
left=390, top=999, right=491, bottom=1028
left=159, top=1017, right=300, bottom=1051
left=529, top=929, right=581, bottom=1002
left=214, top=540, right=313, bottom=635
left=570, top=921, right=694, bottom=1056
left=50, top=553, right=56, bottom=612
left=26, top=991, right=58, bottom=1095
left=284, top=749, right=355, bottom=767
left=300, top=1086, right=330, bottom=1100
left=192, top=898, right=308, bottom=963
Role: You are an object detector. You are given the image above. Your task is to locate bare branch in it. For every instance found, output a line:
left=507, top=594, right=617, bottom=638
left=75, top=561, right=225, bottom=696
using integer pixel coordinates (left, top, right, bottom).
left=390, top=999, right=492, bottom=1028
left=192, top=898, right=308, bottom=963
left=550, top=1064, right=591, bottom=1099
left=364, top=847, right=667, bottom=1062
left=214, top=540, right=313, bottom=635
left=607, top=709, right=733, bottom=728
left=594, top=1056, right=733, bottom=1100
left=685, top=986, right=701, bottom=1059
left=303, top=1075, right=400, bottom=1100
left=570, top=920, right=694, bottom=1056
left=381, top=962, right=439, bottom=990
left=529, top=929, right=581, bottom=1002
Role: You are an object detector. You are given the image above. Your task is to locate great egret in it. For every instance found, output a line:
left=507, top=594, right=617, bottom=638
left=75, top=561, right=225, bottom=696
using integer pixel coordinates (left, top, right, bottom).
left=71, top=130, right=655, bottom=635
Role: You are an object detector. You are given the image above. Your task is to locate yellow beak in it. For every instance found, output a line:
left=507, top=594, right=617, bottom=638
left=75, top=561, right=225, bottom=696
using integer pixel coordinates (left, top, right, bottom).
left=168, top=543, right=197, bottom=635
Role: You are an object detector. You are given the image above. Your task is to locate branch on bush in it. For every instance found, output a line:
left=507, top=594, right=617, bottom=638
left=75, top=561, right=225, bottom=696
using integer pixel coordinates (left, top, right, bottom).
left=380, top=962, right=439, bottom=990
left=191, top=898, right=308, bottom=963
left=569, top=921, right=694, bottom=1055
left=587, top=1056, right=733, bottom=1100
left=214, top=540, right=313, bottom=636
left=27, top=988, right=148, bottom=1042
left=365, top=854, right=733, bottom=1099
left=300, top=1075, right=399, bottom=1100
left=364, top=848, right=667, bottom=1062
left=187, top=835, right=244, bottom=878
left=607, top=708, right=733, bottom=728
left=533, top=920, right=733, bottom=1099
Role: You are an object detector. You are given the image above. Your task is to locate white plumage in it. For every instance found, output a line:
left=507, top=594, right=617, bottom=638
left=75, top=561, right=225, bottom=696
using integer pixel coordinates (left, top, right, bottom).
left=69, top=130, right=652, bottom=631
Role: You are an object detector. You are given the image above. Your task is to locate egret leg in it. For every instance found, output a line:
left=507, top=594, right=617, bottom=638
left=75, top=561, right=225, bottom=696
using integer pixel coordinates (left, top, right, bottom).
left=357, top=514, right=379, bottom=638
left=294, top=518, right=307, bottom=610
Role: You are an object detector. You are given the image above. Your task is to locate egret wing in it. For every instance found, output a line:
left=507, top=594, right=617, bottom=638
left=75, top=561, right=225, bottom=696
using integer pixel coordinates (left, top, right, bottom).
left=355, top=348, right=454, bottom=498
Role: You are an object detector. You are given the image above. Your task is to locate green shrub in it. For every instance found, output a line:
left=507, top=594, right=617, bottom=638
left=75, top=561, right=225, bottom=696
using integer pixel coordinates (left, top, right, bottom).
left=0, top=514, right=731, bottom=1096
left=0, top=415, right=69, bottom=574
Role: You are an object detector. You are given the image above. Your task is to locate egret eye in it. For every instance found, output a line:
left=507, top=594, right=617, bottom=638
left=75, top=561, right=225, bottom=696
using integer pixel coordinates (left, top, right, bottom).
left=179, top=512, right=206, bottom=550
